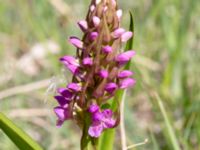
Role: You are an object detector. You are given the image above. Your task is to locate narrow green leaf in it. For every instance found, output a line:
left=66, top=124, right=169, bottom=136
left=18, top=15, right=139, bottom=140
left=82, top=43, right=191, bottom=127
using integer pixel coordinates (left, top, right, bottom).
left=0, top=112, right=43, bottom=150
left=98, top=129, right=115, bottom=150
left=98, top=12, right=134, bottom=150
left=149, top=129, right=160, bottom=150
left=155, top=94, right=180, bottom=150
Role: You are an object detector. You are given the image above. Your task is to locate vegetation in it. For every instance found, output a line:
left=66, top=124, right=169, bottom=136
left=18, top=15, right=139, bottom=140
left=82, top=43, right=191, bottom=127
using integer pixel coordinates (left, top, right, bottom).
left=0, top=0, right=199, bottom=149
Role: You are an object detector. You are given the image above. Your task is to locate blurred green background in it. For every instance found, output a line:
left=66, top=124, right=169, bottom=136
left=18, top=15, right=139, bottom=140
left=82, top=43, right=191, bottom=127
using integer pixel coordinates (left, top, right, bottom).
left=0, top=0, right=200, bottom=149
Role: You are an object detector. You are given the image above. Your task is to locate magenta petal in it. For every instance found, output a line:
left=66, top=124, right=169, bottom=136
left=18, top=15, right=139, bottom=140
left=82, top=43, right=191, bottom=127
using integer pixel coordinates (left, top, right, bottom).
left=101, top=109, right=116, bottom=128
left=103, top=6, right=108, bottom=12
left=88, top=122, right=104, bottom=138
left=89, top=32, right=98, bottom=40
left=60, top=56, right=79, bottom=66
left=103, top=118, right=116, bottom=128
left=83, top=57, right=93, bottom=66
left=77, top=20, right=88, bottom=32
left=88, top=104, right=100, bottom=113
left=119, top=78, right=136, bottom=89
left=69, top=37, right=83, bottom=49
left=90, top=5, right=95, bottom=12
left=121, top=31, right=133, bottom=42
left=93, top=16, right=100, bottom=27
left=56, top=119, right=64, bottom=127
left=116, top=50, right=136, bottom=65
left=112, top=0, right=116, bottom=6
left=54, top=106, right=66, bottom=121
left=102, top=45, right=113, bottom=53
left=60, top=56, right=80, bottom=74
left=98, top=70, right=108, bottom=78
left=118, top=70, right=133, bottom=78
left=105, top=83, right=118, bottom=94
left=54, top=96, right=69, bottom=106
left=102, top=109, right=113, bottom=118
left=54, top=105, right=72, bottom=120
left=116, top=9, right=122, bottom=20
left=112, top=28, right=125, bottom=38
left=92, top=112, right=103, bottom=122
left=57, top=88, right=73, bottom=99
left=67, top=83, right=81, bottom=92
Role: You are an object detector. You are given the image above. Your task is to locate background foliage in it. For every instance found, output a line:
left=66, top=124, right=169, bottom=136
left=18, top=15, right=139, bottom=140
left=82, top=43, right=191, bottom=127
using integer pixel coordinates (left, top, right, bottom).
left=0, top=0, right=199, bottom=149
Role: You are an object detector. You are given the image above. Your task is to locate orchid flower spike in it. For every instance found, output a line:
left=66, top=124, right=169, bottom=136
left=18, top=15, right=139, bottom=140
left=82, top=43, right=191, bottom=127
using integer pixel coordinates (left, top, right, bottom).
left=53, top=0, right=136, bottom=142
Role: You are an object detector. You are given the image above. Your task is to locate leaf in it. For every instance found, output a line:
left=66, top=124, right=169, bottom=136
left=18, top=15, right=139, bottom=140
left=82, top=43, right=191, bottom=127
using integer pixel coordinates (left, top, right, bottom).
left=0, top=112, right=43, bottom=150
left=154, top=94, right=180, bottom=150
left=98, top=12, right=134, bottom=150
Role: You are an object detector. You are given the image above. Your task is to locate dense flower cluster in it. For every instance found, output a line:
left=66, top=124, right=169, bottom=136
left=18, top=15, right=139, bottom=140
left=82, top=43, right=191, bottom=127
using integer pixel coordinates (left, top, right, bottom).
left=54, top=0, right=135, bottom=138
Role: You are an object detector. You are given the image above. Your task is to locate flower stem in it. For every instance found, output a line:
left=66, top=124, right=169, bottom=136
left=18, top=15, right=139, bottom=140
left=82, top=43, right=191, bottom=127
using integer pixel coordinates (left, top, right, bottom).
left=81, top=113, right=90, bottom=150
left=81, top=112, right=98, bottom=150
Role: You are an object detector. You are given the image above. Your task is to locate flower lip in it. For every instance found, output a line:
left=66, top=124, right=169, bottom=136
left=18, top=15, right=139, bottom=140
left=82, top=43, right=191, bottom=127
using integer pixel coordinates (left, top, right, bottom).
left=92, top=112, right=103, bottom=122
left=60, top=56, right=80, bottom=74
left=88, top=122, right=103, bottom=138
left=112, top=28, right=126, bottom=38
left=60, top=56, right=79, bottom=66
left=57, top=88, right=73, bottom=99
left=67, top=83, right=82, bottom=92
left=119, top=78, right=136, bottom=89
left=69, top=36, right=83, bottom=49
left=105, top=83, right=118, bottom=94
left=98, top=70, right=109, bottom=78
left=83, top=57, right=93, bottom=66
left=88, top=108, right=116, bottom=137
left=54, top=105, right=72, bottom=127
left=77, top=20, right=88, bottom=31
left=88, top=104, right=100, bottom=113
left=102, top=45, right=113, bottom=53
left=54, top=106, right=66, bottom=121
left=89, top=32, right=99, bottom=41
left=54, top=96, right=70, bottom=106
left=116, top=9, right=123, bottom=20
left=121, top=31, right=133, bottom=42
left=90, top=5, right=95, bottom=12
left=116, top=50, right=136, bottom=65
left=118, top=70, right=133, bottom=78
left=93, top=16, right=101, bottom=27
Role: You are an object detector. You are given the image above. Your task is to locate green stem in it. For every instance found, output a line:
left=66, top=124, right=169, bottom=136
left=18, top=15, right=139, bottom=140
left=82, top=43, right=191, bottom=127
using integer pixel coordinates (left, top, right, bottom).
left=81, top=112, right=98, bottom=150
left=81, top=113, right=90, bottom=150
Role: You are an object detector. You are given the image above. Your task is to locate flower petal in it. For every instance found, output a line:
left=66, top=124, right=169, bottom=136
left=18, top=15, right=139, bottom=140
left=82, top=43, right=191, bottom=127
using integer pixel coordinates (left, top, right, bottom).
left=69, top=37, right=83, bottom=49
left=60, top=56, right=80, bottom=74
left=89, top=32, right=98, bottom=41
left=88, top=122, right=104, bottom=138
left=98, top=70, right=109, bottom=78
left=112, top=28, right=125, bottom=38
left=121, top=31, right=133, bottom=42
left=77, top=20, right=88, bottom=32
left=116, top=9, right=123, bottom=20
left=118, top=70, right=133, bottom=78
left=88, top=104, right=100, bottom=113
left=57, top=88, right=73, bottom=100
left=93, top=16, right=100, bottom=27
left=105, top=83, right=118, bottom=94
left=119, top=78, right=136, bottom=89
left=116, top=50, right=136, bottom=65
left=54, top=106, right=66, bottom=121
left=83, top=57, right=93, bottom=66
left=102, top=45, right=113, bottom=53
left=54, top=96, right=69, bottom=106
left=67, top=83, right=82, bottom=92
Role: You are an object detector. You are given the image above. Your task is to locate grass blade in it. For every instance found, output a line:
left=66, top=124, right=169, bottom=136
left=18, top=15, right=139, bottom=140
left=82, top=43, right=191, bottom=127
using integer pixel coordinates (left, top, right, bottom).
left=0, top=112, right=43, bottom=150
left=154, top=94, right=180, bottom=150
